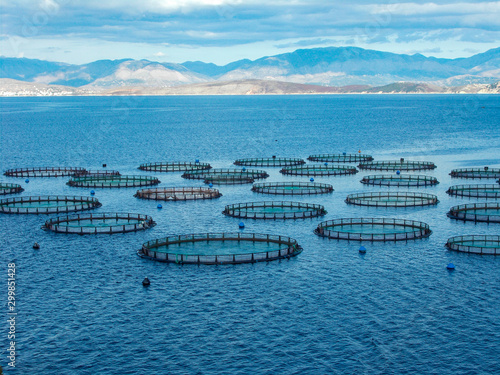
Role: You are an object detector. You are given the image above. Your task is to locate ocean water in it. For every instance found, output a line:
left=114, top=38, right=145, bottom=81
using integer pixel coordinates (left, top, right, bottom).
left=1, top=95, right=500, bottom=374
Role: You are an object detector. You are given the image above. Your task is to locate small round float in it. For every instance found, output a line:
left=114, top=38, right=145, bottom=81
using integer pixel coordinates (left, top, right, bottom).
left=42, top=213, right=155, bottom=234
left=0, top=195, right=101, bottom=214
left=446, top=184, right=500, bottom=199
left=450, top=167, right=500, bottom=179
left=4, top=167, right=86, bottom=178
left=280, top=164, right=357, bottom=176
left=223, top=201, right=327, bottom=219
left=360, top=174, right=439, bottom=187
left=0, top=183, right=24, bottom=195
left=139, top=162, right=212, bottom=172
left=203, top=175, right=255, bottom=185
left=307, top=153, right=373, bottom=163
left=135, top=187, right=222, bottom=201
left=233, top=157, right=305, bottom=167
left=446, top=235, right=500, bottom=255
left=358, top=160, right=436, bottom=171
left=182, top=168, right=269, bottom=180
left=138, top=232, right=303, bottom=264
left=252, top=182, right=334, bottom=195
left=314, top=218, right=432, bottom=241
left=447, top=202, right=500, bottom=223
left=67, top=175, right=160, bottom=188
left=345, top=192, right=439, bottom=207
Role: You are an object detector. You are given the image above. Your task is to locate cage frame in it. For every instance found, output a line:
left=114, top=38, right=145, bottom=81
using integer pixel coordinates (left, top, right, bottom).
left=447, top=202, right=500, bottom=223
left=233, top=157, right=305, bottom=167
left=446, top=235, right=500, bottom=255
left=72, top=170, right=121, bottom=177
left=280, top=164, right=358, bottom=176
left=360, top=174, right=439, bottom=187
left=139, top=162, right=212, bottom=172
left=446, top=184, right=500, bottom=199
left=307, top=153, right=374, bottom=163
left=42, top=212, right=156, bottom=234
left=358, top=160, right=436, bottom=171
left=449, top=168, right=500, bottom=179
left=314, top=218, right=432, bottom=241
left=0, top=183, right=24, bottom=195
left=345, top=192, right=439, bottom=207
left=223, top=201, right=327, bottom=219
left=0, top=195, right=102, bottom=214
left=67, top=175, right=160, bottom=188
left=182, top=168, right=269, bottom=180
left=135, top=187, right=222, bottom=201
left=138, top=232, right=303, bottom=265
left=252, top=182, right=334, bottom=195
left=4, top=167, right=86, bottom=177
left=203, top=176, right=255, bottom=185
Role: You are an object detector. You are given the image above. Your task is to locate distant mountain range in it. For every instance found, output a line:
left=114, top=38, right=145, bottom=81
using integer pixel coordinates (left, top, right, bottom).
left=1, top=46, right=499, bottom=95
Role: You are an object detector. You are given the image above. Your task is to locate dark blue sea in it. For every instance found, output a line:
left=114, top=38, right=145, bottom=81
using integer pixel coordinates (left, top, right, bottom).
left=1, top=95, right=500, bottom=375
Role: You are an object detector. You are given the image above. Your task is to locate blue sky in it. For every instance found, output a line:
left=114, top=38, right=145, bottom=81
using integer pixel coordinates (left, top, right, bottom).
left=1, top=0, right=499, bottom=64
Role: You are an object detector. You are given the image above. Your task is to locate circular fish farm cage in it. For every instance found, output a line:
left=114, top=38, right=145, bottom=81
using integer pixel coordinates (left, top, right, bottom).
left=0, top=183, right=24, bottom=195
left=204, top=176, right=255, bottom=185
left=447, top=203, right=500, bottom=223
left=135, top=187, right=222, bottom=201
left=446, top=184, right=500, bottom=199
left=42, top=213, right=155, bottom=234
left=0, top=196, right=101, bottom=214
left=450, top=168, right=500, bottom=179
left=358, top=160, right=436, bottom=171
left=139, top=162, right=212, bottom=172
left=280, top=164, right=358, bottom=176
left=345, top=192, right=439, bottom=207
left=67, top=175, right=160, bottom=188
left=360, top=174, right=439, bottom=187
left=73, top=170, right=121, bottom=177
left=446, top=235, right=500, bottom=255
left=182, top=168, right=269, bottom=180
left=307, top=153, right=373, bottom=163
left=137, top=232, right=303, bottom=265
left=233, top=157, right=305, bottom=167
left=314, top=218, right=432, bottom=241
left=4, top=167, right=86, bottom=177
left=252, top=182, right=334, bottom=195
left=223, top=201, right=327, bottom=219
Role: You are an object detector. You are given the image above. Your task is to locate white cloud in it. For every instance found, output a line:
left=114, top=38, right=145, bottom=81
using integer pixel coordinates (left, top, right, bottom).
left=367, top=1, right=500, bottom=16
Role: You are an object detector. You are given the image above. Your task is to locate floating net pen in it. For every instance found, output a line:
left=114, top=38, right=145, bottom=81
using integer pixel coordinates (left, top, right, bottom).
left=67, top=175, right=160, bottom=188
left=447, top=202, right=500, bottom=223
left=42, top=213, right=155, bottom=234
left=252, top=182, right=334, bottom=195
left=73, top=170, right=121, bottom=177
left=345, top=192, right=439, bottom=207
left=0, top=196, right=101, bottom=214
left=446, top=184, right=500, bottom=199
left=233, top=157, right=305, bottom=167
left=139, top=162, right=212, bottom=172
left=307, top=153, right=373, bottom=163
left=446, top=235, right=500, bottom=255
left=314, top=218, right=432, bottom=241
left=182, top=168, right=269, bottom=180
left=358, top=160, right=436, bottom=171
left=0, top=183, right=24, bottom=195
left=360, top=174, right=439, bottom=187
left=280, top=164, right=358, bottom=176
left=138, top=232, right=303, bottom=265
left=203, top=176, right=255, bottom=185
left=450, top=168, right=500, bottom=179
left=135, top=187, right=222, bottom=201
left=223, top=201, right=327, bottom=219
left=4, top=167, right=86, bottom=177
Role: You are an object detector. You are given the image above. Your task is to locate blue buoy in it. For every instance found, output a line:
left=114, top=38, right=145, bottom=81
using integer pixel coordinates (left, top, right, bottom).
left=447, top=263, right=455, bottom=270
left=396, top=170, right=401, bottom=175
left=25, top=179, right=29, bottom=183
left=343, top=152, right=347, bottom=156
left=157, top=204, right=163, bottom=209
left=310, top=177, right=314, bottom=182
left=239, top=222, right=245, bottom=229
left=90, top=190, right=95, bottom=195
left=242, top=167, right=246, bottom=171
left=324, top=162, right=328, bottom=166
left=359, top=246, right=367, bottom=254
left=208, top=183, right=213, bottom=188
left=195, top=159, right=200, bottom=163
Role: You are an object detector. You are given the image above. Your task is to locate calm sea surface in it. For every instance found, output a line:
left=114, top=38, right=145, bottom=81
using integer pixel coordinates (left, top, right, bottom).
left=1, top=95, right=500, bottom=374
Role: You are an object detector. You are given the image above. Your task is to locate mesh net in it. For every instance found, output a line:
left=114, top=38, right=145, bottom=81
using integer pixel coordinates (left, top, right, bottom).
left=0, top=183, right=24, bottom=195
left=308, top=153, right=373, bottom=163
left=358, top=160, right=436, bottom=171
left=360, top=174, right=439, bottom=187
left=67, top=175, right=160, bottom=188
left=182, top=168, right=269, bottom=180
left=135, top=187, right=222, bottom=201
left=252, top=182, right=334, bottom=195
left=345, top=192, right=438, bottom=207
left=223, top=201, right=327, bottom=219
left=450, top=168, right=500, bottom=179
left=446, top=235, right=500, bottom=255
left=280, top=164, right=358, bottom=176
left=446, top=184, right=500, bottom=198
left=0, top=195, right=101, bottom=214
left=447, top=203, right=500, bottom=223
left=4, top=167, right=86, bottom=177
left=139, top=162, right=211, bottom=172
left=234, top=158, right=305, bottom=167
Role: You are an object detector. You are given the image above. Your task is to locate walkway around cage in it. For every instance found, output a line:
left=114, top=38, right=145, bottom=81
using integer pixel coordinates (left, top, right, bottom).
left=4, top=167, right=86, bottom=177
left=223, top=201, right=327, bottom=219
left=0, top=183, right=24, bottom=195
left=280, top=164, right=358, bottom=176
left=360, top=174, right=439, bottom=187
left=139, top=162, right=212, bottom=172
left=233, top=157, right=305, bottom=167
left=67, top=175, right=160, bottom=188
left=447, top=202, right=500, bottom=223
left=358, top=160, right=436, bottom=171
left=182, top=168, right=269, bottom=180
left=446, top=235, right=500, bottom=255
left=450, top=168, right=500, bottom=179
left=252, top=182, right=334, bottom=195
left=345, top=192, right=439, bottom=207
left=0, top=195, right=102, bottom=214
left=42, top=213, right=155, bottom=234
left=135, top=187, right=222, bottom=201
left=307, top=153, right=373, bottom=163
left=446, top=184, right=500, bottom=199
left=138, top=232, right=303, bottom=265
